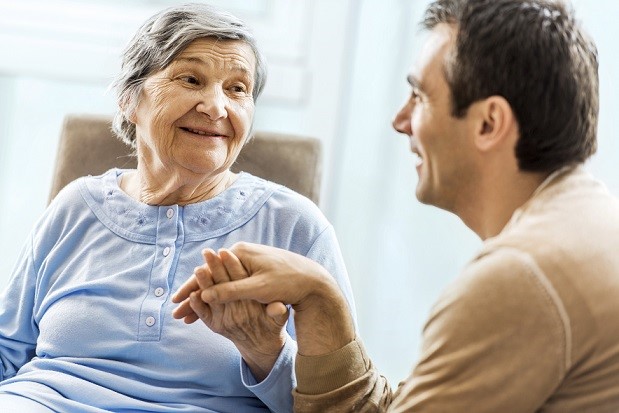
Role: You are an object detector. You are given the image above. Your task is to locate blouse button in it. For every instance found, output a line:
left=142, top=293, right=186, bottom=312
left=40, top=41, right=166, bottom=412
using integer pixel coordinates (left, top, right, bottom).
left=145, top=316, right=156, bottom=327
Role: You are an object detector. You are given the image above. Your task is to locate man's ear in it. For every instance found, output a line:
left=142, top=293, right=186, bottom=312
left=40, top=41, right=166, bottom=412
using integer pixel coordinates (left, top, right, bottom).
left=471, top=96, right=517, bottom=152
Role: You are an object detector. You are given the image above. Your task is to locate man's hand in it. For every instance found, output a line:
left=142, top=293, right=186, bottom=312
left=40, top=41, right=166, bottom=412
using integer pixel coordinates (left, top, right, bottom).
left=173, top=242, right=355, bottom=356
left=173, top=248, right=288, bottom=381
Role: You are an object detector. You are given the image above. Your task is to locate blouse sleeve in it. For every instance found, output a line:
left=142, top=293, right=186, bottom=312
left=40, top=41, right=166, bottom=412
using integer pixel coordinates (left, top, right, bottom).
left=242, top=224, right=358, bottom=412
left=0, top=234, right=39, bottom=382
left=304, top=225, right=357, bottom=325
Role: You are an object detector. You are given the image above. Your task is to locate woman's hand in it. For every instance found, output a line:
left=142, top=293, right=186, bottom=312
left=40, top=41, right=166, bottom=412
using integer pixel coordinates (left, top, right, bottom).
left=173, top=248, right=288, bottom=382
left=182, top=242, right=356, bottom=357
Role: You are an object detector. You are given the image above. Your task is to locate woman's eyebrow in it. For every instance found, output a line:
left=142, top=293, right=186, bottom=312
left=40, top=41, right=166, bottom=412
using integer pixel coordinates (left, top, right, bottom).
left=174, top=56, right=253, bottom=77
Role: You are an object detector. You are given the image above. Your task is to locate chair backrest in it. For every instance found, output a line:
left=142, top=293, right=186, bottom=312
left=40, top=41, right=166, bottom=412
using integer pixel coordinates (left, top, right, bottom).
left=48, top=114, right=322, bottom=204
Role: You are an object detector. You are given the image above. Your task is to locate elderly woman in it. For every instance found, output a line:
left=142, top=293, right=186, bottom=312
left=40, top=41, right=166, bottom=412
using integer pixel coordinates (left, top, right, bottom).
left=0, top=3, right=355, bottom=412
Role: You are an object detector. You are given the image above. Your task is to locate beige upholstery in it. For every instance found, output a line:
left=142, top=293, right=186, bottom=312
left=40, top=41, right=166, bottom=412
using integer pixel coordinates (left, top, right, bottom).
left=48, top=114, right=322, bottom=204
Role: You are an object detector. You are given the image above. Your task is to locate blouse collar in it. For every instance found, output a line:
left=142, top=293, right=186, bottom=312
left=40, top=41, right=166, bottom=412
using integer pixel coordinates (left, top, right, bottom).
left=79, top=169, right=275, bottom=243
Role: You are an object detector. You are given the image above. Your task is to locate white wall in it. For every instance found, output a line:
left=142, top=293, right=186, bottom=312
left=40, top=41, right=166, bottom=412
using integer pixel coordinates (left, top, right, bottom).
left=1, top=0, right=618, bottom=387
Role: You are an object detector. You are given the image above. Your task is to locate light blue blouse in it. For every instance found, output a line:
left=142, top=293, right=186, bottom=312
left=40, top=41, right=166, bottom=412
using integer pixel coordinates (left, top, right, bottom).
left=0, top=169, right=356, bottom=413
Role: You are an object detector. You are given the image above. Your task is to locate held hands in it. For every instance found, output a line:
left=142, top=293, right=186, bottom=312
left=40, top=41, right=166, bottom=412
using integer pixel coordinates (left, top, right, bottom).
left=173, top=242, right=356, bottom=357
left=172, top=248, right=288, bottom=382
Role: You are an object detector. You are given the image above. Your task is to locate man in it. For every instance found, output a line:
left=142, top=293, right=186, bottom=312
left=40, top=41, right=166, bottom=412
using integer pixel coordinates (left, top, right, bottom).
left=173, top=0, right=619, bottom=411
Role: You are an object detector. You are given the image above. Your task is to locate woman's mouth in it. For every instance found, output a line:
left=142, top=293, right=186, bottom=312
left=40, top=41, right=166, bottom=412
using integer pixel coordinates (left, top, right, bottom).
left=180, top=127, right=225, bottom=137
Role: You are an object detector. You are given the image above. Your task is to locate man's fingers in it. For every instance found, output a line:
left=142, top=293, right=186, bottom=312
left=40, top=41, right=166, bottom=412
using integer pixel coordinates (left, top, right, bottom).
left=172, top=275, right=199, bottom=303
left=201, top=276, right=274, bottom=304
left=219, top=248, right=249, bottom=281
left=194, top=266, right=214, bottom=290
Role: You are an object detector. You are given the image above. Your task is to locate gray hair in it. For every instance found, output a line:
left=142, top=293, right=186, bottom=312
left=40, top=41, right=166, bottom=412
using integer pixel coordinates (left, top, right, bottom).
left=110, top=3, right=267, bottom=147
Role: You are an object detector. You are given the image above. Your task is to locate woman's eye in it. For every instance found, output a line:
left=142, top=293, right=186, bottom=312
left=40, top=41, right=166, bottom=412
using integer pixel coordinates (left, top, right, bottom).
left=230, top=84, right=247, bottom=94
left=181, top=76, right=199, bottom=85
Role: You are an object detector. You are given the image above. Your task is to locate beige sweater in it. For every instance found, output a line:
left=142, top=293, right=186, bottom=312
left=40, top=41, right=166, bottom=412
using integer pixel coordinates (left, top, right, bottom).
left=293, top=167, right=619, bottom=412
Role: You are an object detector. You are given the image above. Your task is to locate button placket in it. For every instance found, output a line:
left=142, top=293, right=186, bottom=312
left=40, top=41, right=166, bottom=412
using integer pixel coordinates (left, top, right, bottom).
left=138, top=205, right=180, bottom=340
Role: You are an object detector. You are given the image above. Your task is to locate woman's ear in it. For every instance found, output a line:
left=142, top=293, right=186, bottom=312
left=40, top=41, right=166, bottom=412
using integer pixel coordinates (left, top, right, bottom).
left=471, top=95, right=517, bottom=152
left=119, top=97, right=137, bottom=124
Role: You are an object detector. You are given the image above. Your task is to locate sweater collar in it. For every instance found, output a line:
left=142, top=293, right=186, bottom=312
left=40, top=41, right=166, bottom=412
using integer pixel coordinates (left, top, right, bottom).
left=499, top=165, right=584, bottom=235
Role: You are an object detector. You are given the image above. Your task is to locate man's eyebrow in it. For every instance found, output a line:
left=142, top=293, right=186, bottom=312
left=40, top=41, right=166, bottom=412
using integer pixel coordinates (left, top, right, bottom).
left=407, top=74, right=424, bottom=92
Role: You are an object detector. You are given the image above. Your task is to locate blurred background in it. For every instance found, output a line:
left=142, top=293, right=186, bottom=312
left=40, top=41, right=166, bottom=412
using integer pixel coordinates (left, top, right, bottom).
left=1, top=0, right=617, bottom=386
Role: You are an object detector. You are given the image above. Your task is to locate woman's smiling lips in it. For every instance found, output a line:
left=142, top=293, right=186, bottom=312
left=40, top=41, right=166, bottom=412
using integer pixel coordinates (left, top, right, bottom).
left=179, top=126, right=229, bottom=138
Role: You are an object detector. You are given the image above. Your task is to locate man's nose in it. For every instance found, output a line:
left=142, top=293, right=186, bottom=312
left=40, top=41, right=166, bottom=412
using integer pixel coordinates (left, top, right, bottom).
left=196, top=87, right=227, bottom=120
left=392, top=100, right=413, bottom=135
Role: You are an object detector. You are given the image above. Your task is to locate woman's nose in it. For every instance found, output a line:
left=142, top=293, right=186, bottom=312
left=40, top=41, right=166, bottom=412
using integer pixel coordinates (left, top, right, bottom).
left=196, top=87, right=227, bottom=120
left=392, top=101, right=413, bottom=136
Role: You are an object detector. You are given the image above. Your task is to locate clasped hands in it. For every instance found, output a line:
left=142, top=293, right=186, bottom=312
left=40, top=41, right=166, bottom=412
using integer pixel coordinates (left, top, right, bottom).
left=172, top=242, right=356, bottom=378
left=172, top=247, right=288, bottom=382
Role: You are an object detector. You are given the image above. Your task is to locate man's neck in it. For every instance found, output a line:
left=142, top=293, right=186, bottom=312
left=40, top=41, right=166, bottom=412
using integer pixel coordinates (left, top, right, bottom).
left=458, top=170, right=550, bottom=240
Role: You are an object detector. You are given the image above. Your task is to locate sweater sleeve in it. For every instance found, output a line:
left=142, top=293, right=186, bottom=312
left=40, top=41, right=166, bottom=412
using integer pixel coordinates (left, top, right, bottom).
left=293, top=337, right=393, bottom=412
left=292, top=248, right=569, bottom=413
left=0, top=234, right=39, bottom=382
left=389, top=248, right=568, bottom=412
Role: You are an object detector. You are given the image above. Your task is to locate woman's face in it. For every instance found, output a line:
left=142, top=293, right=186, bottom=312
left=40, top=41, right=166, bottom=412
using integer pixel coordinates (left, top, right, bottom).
left=132, top=37, right=256, bottom=178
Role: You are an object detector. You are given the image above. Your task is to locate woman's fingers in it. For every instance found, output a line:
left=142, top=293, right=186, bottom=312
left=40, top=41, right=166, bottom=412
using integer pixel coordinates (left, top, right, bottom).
left=172, top=298, right=194, bottom=319
left=194, top=265, right=214, bottom=290
left=266, top=302, right=289, bottom=327
left=172, top=274, right=200, bottom=303
left=203, top=248, right=230, bottom=284
left=189, top=291, right=213, bottom=325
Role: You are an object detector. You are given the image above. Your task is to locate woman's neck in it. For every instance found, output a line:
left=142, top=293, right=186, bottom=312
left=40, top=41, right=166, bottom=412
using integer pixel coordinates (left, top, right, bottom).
left=119, top=167, right=238, bottom=206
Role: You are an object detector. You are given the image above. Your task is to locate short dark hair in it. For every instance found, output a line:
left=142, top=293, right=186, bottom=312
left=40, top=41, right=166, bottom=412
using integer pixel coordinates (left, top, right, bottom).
left=423, top=0, right=599, bottom=172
